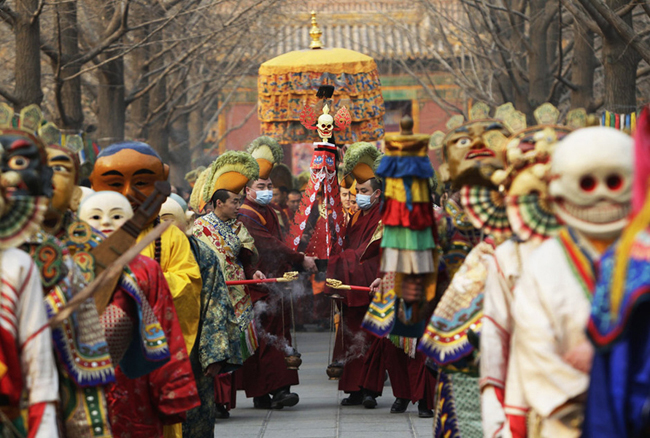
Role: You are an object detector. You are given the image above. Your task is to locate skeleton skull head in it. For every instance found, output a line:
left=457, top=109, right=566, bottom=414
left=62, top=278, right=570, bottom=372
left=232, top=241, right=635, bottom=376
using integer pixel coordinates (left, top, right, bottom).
left=549, top=127, right=633, bottom=240
left=317, top=104, right=334, bottom=141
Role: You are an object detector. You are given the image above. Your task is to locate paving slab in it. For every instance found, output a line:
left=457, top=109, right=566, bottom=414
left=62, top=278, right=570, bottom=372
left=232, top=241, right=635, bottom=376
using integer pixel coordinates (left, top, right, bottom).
left=214, top=332, right=433, bottom=437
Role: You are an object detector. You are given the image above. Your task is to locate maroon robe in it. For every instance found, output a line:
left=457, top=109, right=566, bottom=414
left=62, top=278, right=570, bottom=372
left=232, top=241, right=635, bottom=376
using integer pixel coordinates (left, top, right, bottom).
left=238, top=199, right=304, bottom=302
left=326, top=204, right=382, bottom=393
left=106, top=255, right=200, bottom=437
left=237, top=199, right=301, bottom=397
left=361, top=339, right=436, bottom=408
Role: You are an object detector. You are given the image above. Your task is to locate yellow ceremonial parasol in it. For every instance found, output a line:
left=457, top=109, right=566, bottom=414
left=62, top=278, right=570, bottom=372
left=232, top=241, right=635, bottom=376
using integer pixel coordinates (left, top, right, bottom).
left=257, top=12, right=385, bottom=144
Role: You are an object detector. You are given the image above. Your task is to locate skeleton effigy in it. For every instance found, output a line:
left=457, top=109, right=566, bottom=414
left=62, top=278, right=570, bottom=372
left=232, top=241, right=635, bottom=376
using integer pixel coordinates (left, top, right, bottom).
left=286, top=96, right=351, bottom=259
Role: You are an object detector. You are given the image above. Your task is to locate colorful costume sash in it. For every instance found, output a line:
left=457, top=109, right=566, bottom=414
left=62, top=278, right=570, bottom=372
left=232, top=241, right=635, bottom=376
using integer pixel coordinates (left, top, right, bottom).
left=362, top=272, right=397, bottom=337
left=418, top=242, right=493, bottom=374
left=589, top=229, right=650, bottom=348
left=558, top=227, right=596, bottom=300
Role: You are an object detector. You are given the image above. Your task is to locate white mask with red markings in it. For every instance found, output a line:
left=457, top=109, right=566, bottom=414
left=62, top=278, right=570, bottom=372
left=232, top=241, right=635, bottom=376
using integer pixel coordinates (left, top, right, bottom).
left=549, top=127, right=633, bottom=240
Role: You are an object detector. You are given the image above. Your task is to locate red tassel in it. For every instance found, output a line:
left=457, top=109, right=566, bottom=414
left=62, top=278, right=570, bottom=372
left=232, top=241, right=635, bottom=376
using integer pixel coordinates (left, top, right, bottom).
left=633, top=107, right=650, bottom=214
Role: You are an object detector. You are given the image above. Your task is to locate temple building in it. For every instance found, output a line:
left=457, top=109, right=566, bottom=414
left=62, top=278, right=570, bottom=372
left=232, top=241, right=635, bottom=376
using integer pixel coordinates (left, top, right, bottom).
left=212, top=0, right=463, bottom=172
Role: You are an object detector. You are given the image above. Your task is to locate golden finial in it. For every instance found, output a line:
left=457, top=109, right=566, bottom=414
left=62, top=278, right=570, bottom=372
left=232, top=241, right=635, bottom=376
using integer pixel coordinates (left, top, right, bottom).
left=309, top=11, right=323, bottom=49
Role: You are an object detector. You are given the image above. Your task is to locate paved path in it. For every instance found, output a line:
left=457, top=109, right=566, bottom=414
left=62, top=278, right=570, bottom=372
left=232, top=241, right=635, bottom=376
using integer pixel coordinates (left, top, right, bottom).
left=214, top=331, right=433, bottom=438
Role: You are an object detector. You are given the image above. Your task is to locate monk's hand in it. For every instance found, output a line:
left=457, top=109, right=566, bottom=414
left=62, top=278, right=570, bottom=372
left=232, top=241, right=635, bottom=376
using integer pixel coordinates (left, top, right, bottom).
left=401, top=274, right=425, bottom=304
left=302, top=255, right=317, bottom=273
left=563, top=340, right=594, bottom=374
left=204, top=362, right=223, bottom=377
left=253, top=270, right=266, bottom=280
left=369, top=278, right=381, bottom=296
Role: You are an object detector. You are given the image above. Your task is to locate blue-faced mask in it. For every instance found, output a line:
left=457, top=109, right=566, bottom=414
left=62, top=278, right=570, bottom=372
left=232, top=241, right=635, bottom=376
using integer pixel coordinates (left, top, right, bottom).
left=356, top=193, right=374, bottom=210
left=254, top=189, right=273, bottom=206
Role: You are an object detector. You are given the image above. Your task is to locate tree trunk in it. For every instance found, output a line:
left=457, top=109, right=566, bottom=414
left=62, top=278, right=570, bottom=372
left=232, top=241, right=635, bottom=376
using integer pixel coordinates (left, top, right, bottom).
left=570, top=21, right=597, bottom=111
left=169, top=109, right=191, bottom=189
left=189, top=108, right=204, bottom=165
left=14, top=0, right=43, bottom=108
left=146, top=2, right=170, bottom=169
left=96, top=58, right=125, bottom=147
left=148, top=78, right=170, bottom=159
left=528, top=0, right=556, bottom=112
left=601, top=0, right=640, bottom=114
left=128, top=10, right=150, bottom=139
left=55, top=0, right=84, bottom=131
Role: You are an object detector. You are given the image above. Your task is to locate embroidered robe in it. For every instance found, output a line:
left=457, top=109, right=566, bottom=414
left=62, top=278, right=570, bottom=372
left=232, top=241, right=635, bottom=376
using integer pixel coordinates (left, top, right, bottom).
left=183, top=237, right=241, bottom=438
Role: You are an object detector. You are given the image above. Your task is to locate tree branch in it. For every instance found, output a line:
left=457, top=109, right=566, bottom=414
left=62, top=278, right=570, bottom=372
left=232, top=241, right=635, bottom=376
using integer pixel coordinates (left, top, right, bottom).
left=30, top=0, right=46, bottom=25
left=579, top=0, right=650, bottom=65
left=616, top=1, right=638, bottom=17
left=205, top=102, right=256, bottom=154
left=73, top=0, right=131, bottom=66
left=573, top=0, right=613, bottom=34
left=555, top=74, right=579, bottom=91
left=560, top=0, right=603, bottom=35
left=637, top=65, right=650, bottom=78
left=459, top=0, right=529, bottom=21
left=0, top=85, right=18, bottom=105
left=189, top=72, right=246, bottom=152
left=0, top=0, right=17, bottom=28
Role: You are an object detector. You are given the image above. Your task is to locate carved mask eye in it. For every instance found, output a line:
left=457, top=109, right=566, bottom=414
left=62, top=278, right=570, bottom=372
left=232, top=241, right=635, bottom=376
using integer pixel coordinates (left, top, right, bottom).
left=8, top=155, right=29, bottom=170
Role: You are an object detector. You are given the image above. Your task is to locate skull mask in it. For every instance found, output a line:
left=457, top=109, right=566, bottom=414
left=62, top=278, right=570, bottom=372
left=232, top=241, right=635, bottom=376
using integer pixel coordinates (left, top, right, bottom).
left=549, top=127, right=633, bottom=240
left=317, top=105, right=334, bottom=141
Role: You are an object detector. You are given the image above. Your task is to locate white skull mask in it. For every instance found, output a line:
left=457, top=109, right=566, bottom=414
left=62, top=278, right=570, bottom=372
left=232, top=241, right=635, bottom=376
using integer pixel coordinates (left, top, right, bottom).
left=317, top=113, right=334, bottom=141
left=549, top=127, right=633, bottom=240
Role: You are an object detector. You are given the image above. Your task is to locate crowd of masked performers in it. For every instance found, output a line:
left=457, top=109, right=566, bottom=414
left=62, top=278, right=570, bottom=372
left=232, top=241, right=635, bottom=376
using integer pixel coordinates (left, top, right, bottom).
left=3, top=101, right=650, bottom=438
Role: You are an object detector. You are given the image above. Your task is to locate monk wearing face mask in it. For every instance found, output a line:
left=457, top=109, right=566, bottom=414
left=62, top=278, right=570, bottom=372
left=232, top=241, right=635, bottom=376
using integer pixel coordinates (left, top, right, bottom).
left=237, top=137, right=316, bottom=410
left=326, top=142, right=384, bottom=409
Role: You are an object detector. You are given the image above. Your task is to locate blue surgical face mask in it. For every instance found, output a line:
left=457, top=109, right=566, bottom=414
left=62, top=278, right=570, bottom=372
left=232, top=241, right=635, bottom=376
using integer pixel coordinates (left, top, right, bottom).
left=356, top=193, right=374, bottom=210
left=254, top=189, right=273, bottom=206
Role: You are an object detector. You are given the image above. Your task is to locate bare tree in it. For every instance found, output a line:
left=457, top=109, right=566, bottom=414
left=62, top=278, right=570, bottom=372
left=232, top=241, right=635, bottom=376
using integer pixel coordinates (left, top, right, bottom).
left=1, top=0, right=45, bottom=108
left=562, top=0, right=650, bottom=113
left=403, top=0, right=588, bottom=120
left=0, top=0, right=283, bottom=185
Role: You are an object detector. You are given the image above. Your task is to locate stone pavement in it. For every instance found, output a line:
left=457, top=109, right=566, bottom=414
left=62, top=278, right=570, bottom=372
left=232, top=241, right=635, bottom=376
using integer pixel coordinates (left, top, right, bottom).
left=214, top=331, right=434, bottom=438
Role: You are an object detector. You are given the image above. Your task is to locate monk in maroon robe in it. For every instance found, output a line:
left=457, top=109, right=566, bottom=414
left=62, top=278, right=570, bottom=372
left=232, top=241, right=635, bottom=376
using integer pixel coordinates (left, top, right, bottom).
left=360, top=338, right=436, bottom=416
left=326, top=177, right=383, bottom=407
left=237, top=176, right=317, bottom=409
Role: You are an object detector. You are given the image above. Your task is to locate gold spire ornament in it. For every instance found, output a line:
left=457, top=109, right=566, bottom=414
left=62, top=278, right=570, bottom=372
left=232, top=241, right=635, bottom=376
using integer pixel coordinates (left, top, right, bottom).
left=309, top=11, right=323, bottom=49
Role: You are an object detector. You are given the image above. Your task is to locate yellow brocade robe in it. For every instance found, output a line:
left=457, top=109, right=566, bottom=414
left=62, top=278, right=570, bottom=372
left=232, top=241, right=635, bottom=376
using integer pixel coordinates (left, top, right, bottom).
left=138, top=224, right=202, bottom=353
